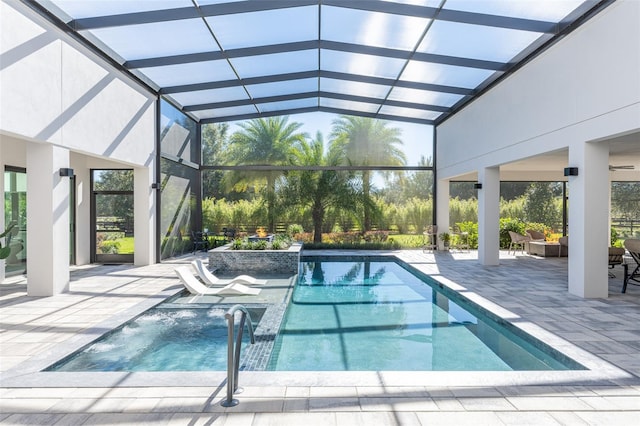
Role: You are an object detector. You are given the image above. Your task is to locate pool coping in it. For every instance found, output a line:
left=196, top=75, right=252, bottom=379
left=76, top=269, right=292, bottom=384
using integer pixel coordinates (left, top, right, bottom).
left=1, top=251, right=638, bottom=389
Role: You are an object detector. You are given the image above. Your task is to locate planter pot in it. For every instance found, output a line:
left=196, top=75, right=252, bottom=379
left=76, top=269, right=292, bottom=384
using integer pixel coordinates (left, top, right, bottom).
left=209, top=243, right=301, bottom=274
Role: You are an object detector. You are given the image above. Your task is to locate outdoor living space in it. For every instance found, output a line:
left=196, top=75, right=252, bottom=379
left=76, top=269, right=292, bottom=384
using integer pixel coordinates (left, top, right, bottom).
left=1, top=250, right=639, bottom=425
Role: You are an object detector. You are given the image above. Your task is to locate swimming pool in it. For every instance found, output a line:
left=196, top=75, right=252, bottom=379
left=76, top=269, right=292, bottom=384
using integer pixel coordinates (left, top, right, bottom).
left=268, top=257, right=581, bottom=371
left=47, top=256, right=583, bottom=372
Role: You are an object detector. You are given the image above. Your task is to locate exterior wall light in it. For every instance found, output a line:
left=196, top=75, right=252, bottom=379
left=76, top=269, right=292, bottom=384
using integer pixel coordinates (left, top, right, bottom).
left=59, top=168, right=74, bottom=177
left=473, top=183, right=483, bottom=189
left=564, top=167, right=579, bottom=176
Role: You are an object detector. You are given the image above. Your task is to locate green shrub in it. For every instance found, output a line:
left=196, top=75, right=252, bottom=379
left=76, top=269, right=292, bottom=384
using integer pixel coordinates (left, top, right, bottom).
left=456, top=221, right=478, bottom=249
left=287, top=224, right=304, bottom=236
left=499, top=218, right=526, bottom=249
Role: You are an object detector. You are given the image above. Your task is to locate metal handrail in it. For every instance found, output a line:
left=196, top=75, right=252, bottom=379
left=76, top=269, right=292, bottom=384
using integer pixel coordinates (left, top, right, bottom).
left=221, top=304, right=255, bottom=407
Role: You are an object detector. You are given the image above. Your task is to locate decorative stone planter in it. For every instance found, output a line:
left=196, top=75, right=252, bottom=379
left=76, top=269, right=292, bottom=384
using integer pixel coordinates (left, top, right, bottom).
left=208, top=243, right=301, bottom=275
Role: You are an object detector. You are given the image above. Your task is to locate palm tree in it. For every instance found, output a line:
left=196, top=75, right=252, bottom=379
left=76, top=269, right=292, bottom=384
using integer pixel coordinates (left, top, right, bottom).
left=224, top=117, right=307, bottom=232
left=285, top=132, right=358, bottom=242
left=330, top=116, right=406, bottom=231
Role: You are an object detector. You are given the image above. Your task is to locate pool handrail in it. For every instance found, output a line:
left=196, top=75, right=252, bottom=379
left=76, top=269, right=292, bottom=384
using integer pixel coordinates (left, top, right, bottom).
left=221, top=304, right=255, bottom=407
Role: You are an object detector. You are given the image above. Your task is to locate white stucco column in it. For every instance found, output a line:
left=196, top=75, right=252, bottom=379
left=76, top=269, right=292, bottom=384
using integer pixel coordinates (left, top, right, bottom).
left=567, top=142, right=609, bottom=298
left=134, top=166, right=156, bottom=265
left=26, top=143, right=70, bottom=295
left=436, top=178, right=450, bottom=249
left=478, top=167, right=500, bottom=265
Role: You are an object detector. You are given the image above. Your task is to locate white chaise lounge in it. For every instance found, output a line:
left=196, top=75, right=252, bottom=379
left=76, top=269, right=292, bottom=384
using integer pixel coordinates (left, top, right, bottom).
left=191, top=259, right=267, bottom=286
left=175, top=266, right=261, bottom=296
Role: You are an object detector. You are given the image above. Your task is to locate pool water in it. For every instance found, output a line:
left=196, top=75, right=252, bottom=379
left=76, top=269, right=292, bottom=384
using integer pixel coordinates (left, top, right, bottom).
left=48, top=307, right=264, bottom=372
left=47, top=257, right=583, bottom=372
left=267, top=257, right=579, bottom=371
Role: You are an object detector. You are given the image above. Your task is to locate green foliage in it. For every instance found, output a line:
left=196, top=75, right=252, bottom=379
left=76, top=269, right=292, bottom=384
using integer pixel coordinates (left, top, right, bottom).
left=438, top=232, right=450, bottom=244
left=0, top=222, right=17, bottom=260
left=499, top=218, right=527, bottom=249
left=287, top=224, right=304, bottom=235
left=524, top=182, right=562, bottom=229
left=449, top=197, right=478, bottom=224
left=456, top=221, right=478, bottom=249
left=303, top=240, right=402, bottom=250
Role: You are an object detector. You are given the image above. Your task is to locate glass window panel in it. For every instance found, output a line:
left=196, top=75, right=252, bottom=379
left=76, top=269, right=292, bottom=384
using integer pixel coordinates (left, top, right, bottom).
left=193, top=105, right=258, bottom=121
left=443, top=0, right=587, bottom=22
left=231, top=50, right=317, bottom=79
left=320, top=78, right=390, bottom=99
left=379, top=105, right=441, bottom=121
left=170, top=87, right=249, bottom=106
left=137, top=60, right=237, bottom=87
left=387, top=87, right=463, bottom=107
left=258, top=98, right=317, bottom=113
left=83, top=19, right=217, bottom=60
left=400, top=60, right=495, bottom=88
left=381, top=0, right=442, bottom=6
left=206, top=6, right=317, bottom=50
left=246, top=78, right=318, bottom=99
left=321, top=50, right=405, bottom=79
left=320, top=98, right=380, bottom=114
left=160, top=100, right=198, bottom=162
left=92, top=170, right=134, bottom=191
left=201, top=169, right=434, bottom=235
left=160, top=158, right=198, bottom=260
left=418, top=21, right=542, bottom=62
left=48, top=0, right=192, bottom=19
left=322, top=6, right=429, bottom=51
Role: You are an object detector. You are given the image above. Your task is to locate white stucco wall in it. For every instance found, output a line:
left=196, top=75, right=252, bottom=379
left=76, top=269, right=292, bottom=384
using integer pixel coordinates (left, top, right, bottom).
left=0, top=0, right=156, bottom=165
left=437, top=0, right=640, bottom=178
left=0, top=0, right=159, bottom=287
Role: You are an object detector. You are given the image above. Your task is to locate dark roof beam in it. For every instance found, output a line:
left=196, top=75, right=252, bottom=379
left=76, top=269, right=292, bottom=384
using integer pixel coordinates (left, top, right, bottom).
left=184, top=91, right=450, bottom=113
left=126, top=40, right=505, bottom=71
left=161, top=70, right=473, bottom=96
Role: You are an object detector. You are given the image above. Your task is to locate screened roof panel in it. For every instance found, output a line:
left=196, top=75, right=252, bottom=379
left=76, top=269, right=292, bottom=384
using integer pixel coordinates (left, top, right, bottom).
left=400, top=60, right=496, bottom=88
left=321, top=50, right=406, bottom=79
left=206, top=6, right=317, bottom=50
left=386, top=87, right=464, bottom=107
left=192, top=105, right=258, bottom=121
left=246, top=78, right=318, bottom=99
left=82, top=19, right=218, bottom=61
left=322, top=6, right=430, bottom=51
left=138, top=60, right=238, bottom=88
left=320, top=78, right=390, bottom=99
left=169, top=87, right=249, bottom=107
left=443, top=0, right=587, bottom=22
left=258, top=98, right=318, bottom=113
left=34, top=0, right=606, bottom=125
left=230, top=50, right=317, bottom=79
left=320, top=98, right=381, bottom=114
left=417, top=20, right=544, bottom=63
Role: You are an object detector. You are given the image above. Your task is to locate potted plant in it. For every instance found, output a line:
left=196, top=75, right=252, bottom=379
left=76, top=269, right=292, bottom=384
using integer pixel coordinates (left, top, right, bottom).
left=0, top=222, right=17, bottom=260
left=438, top=232, right=451, bottom=250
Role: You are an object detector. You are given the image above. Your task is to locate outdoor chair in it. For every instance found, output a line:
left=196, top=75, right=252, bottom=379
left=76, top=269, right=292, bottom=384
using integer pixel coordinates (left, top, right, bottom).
left=422, top=225, right=437, bottom=252
left=451, top=225, right=469, bottom=252
left=190, top=231, right=209, bottom=253
left=526, top=230, right=546, bottom=242
left=175, top=266, right=261, bottom=296
left=608, top=247, right=627, bottom=281
left=508, top=231, right=530, bottom=255
left=622, top=239, right=640, bottom=293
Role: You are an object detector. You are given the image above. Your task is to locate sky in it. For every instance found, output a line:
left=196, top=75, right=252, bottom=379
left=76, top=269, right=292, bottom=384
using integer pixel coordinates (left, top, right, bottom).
left=228, top=111, right=434, bottom=166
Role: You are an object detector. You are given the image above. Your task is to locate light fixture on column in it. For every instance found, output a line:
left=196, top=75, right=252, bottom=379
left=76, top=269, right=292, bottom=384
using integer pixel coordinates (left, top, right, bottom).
left=59, top=168, right=74, bottom=177
left=473, top=183, right=482, bottom=189
left=563, top=167, right=578, bottom=176
left=151, top=183, right=160, bottom=190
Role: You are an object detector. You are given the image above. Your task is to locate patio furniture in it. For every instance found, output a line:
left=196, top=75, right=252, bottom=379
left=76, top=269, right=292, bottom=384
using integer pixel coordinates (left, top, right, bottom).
left=623, top=239, right=640, bottom=293
left=423, top=225, right=437, bottom=252
left=508, top=231, right=530, bottom=255
left=191, top=259, right=267, bottom=286
left=190, top=231, right=210, bottom=253
left=527, top=241, right=565, bottom=257
left=451, top=226, right=469, bottom=252
left=175, top=266, right=261, bottom=296
left=608, top=246, right=628, bottom=283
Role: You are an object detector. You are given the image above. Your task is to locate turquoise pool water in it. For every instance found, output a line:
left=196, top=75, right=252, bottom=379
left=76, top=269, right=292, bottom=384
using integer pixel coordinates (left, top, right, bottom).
left=47, top=256, right=582, bottom=372
left=268, top=257, right=579, bottom=371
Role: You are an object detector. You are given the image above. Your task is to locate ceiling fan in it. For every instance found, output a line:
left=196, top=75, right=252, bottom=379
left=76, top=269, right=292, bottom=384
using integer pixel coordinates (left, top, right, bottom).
left=609, top=164, right=635, bottom=171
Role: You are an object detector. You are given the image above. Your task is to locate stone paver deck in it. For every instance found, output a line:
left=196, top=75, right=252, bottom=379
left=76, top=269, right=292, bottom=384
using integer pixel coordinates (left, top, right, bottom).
left=1, top=251, right=639, bottom=425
